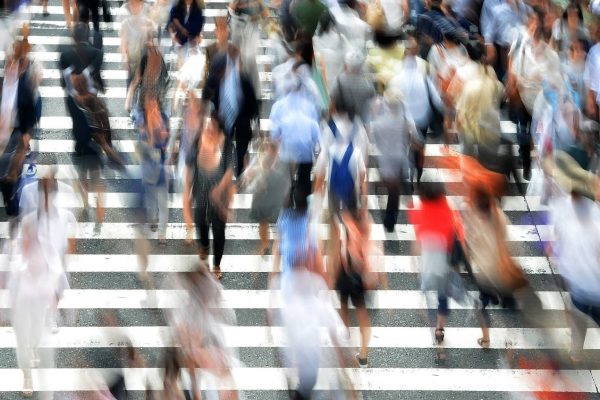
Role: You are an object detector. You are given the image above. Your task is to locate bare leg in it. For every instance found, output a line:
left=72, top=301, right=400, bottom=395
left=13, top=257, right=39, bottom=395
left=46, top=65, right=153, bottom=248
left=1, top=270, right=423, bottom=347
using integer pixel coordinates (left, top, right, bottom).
left=356, top=306, right=371, bottom=360
left=257, top=220, right=269, bottom=255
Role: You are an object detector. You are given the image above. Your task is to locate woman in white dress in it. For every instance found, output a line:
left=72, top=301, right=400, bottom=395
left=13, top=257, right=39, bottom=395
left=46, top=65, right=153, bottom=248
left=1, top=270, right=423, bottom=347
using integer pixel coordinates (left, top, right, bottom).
left=9, top=178, right=71, bottom=397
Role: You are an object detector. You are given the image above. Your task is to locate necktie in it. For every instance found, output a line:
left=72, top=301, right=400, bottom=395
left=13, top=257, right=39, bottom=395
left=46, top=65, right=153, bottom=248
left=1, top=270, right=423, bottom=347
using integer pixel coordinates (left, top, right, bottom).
left=220, top=59, right=240, bottom=135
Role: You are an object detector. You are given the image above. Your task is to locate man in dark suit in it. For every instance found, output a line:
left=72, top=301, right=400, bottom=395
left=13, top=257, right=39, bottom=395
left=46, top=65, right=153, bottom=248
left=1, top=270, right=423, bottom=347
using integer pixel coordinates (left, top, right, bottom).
left=203, top=52, right=259, bottom=178
left=59, top=22, right=104, bottom=153
left=59, top=22, right=106, bottom=225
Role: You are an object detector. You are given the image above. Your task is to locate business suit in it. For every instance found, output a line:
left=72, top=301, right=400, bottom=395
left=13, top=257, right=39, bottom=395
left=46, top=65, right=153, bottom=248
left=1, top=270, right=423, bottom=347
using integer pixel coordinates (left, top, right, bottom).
left=203, top=55, right=259, bottom=177
left=59, top=42, right=104, bottom=156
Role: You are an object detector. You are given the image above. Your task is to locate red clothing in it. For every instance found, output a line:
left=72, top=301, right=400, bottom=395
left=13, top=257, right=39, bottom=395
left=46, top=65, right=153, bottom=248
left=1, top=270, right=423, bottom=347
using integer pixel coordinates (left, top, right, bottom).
left=408, top=197, right=461, bottom=252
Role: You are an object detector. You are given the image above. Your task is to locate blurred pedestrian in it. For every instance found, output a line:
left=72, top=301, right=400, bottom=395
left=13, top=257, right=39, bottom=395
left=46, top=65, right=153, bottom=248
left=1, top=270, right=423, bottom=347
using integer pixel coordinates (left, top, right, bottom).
left=370, top=86, right=421, bottom=232
left=138, top=94, right=170, bottom=246
left=118, top=0, right=153, bottom=84
left=183, top=113, right=236, bottom=279
left=242, top=137, right=290, bottom=256
left=547, top=151, right=600, bottom=360
left=203, top=52, right=259, bottom=178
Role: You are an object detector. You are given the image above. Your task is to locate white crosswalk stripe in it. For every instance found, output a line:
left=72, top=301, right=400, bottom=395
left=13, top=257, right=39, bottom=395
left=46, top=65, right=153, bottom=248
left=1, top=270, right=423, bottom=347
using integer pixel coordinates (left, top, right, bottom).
left=0, top=3, right=595, bottom=399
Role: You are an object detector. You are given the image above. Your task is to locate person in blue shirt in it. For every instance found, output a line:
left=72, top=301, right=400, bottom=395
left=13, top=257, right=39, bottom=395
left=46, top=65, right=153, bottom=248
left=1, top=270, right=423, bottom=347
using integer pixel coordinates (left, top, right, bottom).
left=138, top=94, right=170, bottom=247
left=168, top=0, right=204, bottom=46
left=270, top=73, right=320, bottom=198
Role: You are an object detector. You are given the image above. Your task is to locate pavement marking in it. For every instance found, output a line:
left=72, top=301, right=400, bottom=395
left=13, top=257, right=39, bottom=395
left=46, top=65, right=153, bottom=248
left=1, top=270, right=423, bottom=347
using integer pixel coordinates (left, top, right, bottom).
left=0, top=367, right=596, bottom=392
left=0, top=326, right=594, bottom=349
left=0, top=221, right=552, bottom=241
left=0, top=289, right=568, bottom=310
left=0, top=254, right=554, bottom=273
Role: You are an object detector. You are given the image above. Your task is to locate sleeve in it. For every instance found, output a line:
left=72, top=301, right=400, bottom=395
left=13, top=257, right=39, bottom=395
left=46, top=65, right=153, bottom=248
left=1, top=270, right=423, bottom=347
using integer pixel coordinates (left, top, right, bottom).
left=168, top=5, right=177, bottom=27
left=584, top=47, right=599, bottom=95
left=189, top=7, right=204, bottom=37
left=268, top=102, right=282, bottom=140
left=223, top=139, right=236, bottom=171
left=311, top=120, right=321, bottom=152
left=185, top=142, right=197, bottom=168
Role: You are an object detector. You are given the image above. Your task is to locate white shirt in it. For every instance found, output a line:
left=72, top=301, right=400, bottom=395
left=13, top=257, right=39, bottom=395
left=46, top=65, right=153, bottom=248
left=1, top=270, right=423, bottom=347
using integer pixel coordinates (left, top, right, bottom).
left=389, top=56, right=434, bottom=129
left=584, top=43, right=600, bottom=104
left=0, top=64, right=19, bottom=139
left=549, top=194, right=600, bottom=305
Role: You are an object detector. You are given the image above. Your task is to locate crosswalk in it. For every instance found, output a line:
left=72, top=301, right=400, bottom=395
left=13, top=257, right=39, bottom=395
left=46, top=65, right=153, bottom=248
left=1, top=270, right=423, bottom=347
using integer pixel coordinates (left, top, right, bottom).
left=1, top=1, right=600, bottom=399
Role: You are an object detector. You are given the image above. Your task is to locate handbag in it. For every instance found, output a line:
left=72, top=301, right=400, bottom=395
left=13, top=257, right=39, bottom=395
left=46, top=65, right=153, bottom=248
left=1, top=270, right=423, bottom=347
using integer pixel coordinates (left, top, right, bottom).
left=493, top=207, right=528, bottom=292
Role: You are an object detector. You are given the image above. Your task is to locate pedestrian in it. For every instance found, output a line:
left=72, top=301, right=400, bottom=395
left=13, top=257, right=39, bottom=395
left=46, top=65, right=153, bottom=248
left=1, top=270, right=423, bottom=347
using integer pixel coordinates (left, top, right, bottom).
left=118, top=0, right=153, bottom=84
left=0, top=34, right=39, bottom=238
left=408, top=181, right=465, bottom=358
left=138, top=94, right=170, bottom=247
left=546, top=151, right=600, bottom=361
left=125, top=30, right=170, bottom=117
left=59, top=24, right=106, bottom=230
left=203, top=52, right=259, bottom=178
left=9, top=177, right=72, bottom=397
left=332, top=210, right=375, bottom=367
left=242, top=137, right=290, bottom=256
left=183, top=112, right=237, bottom=279
left=370, top=86, right=422, bottom=232
left=269, top=72, right=321, bottom=200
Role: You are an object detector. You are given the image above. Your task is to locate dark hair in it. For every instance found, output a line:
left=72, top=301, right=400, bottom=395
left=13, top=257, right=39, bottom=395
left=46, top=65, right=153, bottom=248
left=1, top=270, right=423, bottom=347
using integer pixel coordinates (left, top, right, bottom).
left=73, top=22, right=89, bottom=43
left=176, top=0, right=201, bottom=16
left=419, top=182, right=445, bottom=201
left=78, top=6, right=90, bottom=24
left=465, top=37, right=484, bottom=62
left=374, top=30, right=400, bottom=48
left=472, top=186, right=493, bottom=213
left=293, top=37, right=314, bottom=67
left=316, top=10, right=334, bottom=35
left=563, top=2, right=584, bottom=23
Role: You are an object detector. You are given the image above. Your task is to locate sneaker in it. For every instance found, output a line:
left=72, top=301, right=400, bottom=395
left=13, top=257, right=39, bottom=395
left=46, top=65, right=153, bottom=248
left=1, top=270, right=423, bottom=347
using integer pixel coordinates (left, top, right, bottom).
left=356, top=353, right=368, bottom=368
left=22, top=375, right=33, bottom=397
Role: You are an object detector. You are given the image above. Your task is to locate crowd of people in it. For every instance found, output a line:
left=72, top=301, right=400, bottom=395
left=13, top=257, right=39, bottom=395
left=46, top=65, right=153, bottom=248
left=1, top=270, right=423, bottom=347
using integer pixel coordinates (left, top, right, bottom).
left=2, top=0, right=600, bottom=397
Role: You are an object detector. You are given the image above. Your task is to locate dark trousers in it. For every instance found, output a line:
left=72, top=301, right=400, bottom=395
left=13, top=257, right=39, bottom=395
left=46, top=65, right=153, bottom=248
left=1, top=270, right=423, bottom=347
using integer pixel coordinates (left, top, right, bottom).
left=233, top=121, right=252, bottom=178
left=382, top=171, right=411, bottom=232
left=509, top=102, right=532, bottom=177
left=195, top=206, right=226, bottom=267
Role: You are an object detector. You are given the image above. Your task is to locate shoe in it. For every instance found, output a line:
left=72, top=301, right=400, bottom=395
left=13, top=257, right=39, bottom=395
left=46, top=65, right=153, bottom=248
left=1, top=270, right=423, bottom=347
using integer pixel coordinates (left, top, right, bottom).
left=150, top=223, right=158, bottom=232
left=523, top=168, right=531, bottom=181
left=356, top=353, right=368, bottom=368
left=42, top=10, right=49, bottom=16
left=93, top=222, right=102, bottom=235
left=212, top=266, right=223, bottom=280
left=477, top=337, right=490, bottom=349
left=22, top=375, right=33, bottom=397
left=435, top=328, right=445, bottom=345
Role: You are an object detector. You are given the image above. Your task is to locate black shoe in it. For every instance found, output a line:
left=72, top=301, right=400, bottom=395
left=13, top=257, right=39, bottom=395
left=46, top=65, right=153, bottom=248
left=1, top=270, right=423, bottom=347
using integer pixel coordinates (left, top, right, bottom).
left=523, top=168, right=531, bottom=181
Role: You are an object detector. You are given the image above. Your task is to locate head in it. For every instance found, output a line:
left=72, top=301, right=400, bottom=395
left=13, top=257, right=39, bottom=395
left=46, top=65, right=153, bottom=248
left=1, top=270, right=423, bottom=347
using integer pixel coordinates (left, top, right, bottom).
left=471, top=185, right=493, bottom=213
left=528, top=6, right=546, bottom=41
left=564, top=3, right=583, bottom=28
left=419, top=182, right=446, bottom=202
left=73, top=22, right=90, bottom=43
left=404, top=28, right=419, bottom=57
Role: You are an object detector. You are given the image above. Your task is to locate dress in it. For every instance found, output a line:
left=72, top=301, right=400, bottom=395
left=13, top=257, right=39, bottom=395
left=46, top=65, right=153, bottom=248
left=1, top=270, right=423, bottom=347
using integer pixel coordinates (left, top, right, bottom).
left=248, top=159, right=290, bottom=223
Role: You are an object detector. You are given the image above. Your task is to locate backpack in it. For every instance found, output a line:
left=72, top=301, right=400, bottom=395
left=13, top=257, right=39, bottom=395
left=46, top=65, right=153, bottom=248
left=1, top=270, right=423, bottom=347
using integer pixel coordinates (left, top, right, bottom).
left=328, top=119, right=358, bottom=210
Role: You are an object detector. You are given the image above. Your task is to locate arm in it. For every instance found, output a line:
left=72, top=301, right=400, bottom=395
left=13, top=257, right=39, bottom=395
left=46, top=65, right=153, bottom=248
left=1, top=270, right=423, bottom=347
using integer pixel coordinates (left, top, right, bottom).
left=183, top=166, right=194, bottom=231
left=125, top=68, right=141, bottom=111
